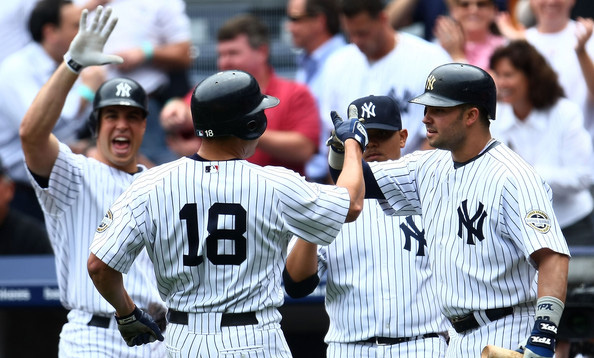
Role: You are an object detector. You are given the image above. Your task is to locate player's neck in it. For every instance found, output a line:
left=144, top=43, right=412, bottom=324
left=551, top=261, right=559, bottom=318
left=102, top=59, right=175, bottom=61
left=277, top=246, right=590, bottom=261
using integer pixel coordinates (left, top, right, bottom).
left=197, top=138, right=256, bottom=161
left=451, top=132, right=492, bottom=163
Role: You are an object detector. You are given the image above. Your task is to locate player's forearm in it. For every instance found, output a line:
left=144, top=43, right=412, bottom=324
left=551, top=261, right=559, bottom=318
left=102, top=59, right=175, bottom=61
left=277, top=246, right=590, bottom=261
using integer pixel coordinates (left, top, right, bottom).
left=257, top=131, right=317, bottom=163
left=534, top=249, right=569, bottom=302
left=20, top=62, right=76, bottom=176
left=336, top=139, right=364, bottom=222
left=286, top=239, right=318, bottom=282
left=576, top=49, right=594, bottom=98
left=87, top=253, right=136, bottom=316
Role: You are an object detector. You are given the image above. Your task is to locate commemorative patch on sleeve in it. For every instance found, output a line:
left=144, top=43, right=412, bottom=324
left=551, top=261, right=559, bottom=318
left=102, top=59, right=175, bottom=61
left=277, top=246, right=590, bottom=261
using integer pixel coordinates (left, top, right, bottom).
left=524, top=210, right=551, bottom=233
left=96, top=210, right=113, bottom=233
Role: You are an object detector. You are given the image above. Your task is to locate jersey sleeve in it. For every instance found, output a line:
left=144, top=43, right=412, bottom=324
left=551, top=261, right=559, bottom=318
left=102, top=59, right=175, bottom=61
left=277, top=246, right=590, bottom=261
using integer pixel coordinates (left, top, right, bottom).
left=368, top=152, right=426, bottom=216
left=27, top=142, right=84, bottom=216
left=273, top=170, right=350, bottom=245
left=90, top=183, right=148, bottom=274
left=500, top=170, right=570, bottom=263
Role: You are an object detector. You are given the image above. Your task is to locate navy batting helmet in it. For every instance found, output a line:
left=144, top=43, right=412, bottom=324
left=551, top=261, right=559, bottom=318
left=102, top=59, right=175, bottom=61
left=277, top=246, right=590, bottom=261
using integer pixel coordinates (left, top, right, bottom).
left=88, top=77, right=149, bottom=135
left=409, top=63, right=496, bottom=120
left=190, top=70, right=279, bottom=140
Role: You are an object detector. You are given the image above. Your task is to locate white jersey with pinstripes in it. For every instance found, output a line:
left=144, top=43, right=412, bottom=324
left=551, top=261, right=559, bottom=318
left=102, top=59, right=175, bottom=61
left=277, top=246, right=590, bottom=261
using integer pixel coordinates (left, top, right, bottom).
left=28, top=142, right=165, bottom=357
left=316, top=201, right=449, bottom=355
left=368, top=141, right=570, bottom=318
left=91, top=156, right=351, bottom=315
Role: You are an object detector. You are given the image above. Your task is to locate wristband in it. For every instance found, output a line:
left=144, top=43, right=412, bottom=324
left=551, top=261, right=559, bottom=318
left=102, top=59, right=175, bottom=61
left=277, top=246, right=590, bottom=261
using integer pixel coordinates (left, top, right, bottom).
left=78, top=84, right=95, bottom=102
left=328, top=145, right=345, bottom=170
left=535, top=296, right=564, bottom=326
left=64, top=52, right=83, bottom=74
left=141, top=41, right=154, bottom=61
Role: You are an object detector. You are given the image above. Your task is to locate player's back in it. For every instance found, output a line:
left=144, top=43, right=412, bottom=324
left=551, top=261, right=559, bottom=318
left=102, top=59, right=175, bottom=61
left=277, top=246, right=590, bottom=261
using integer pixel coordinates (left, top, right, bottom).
left=103, top=155, right=350, bottom=314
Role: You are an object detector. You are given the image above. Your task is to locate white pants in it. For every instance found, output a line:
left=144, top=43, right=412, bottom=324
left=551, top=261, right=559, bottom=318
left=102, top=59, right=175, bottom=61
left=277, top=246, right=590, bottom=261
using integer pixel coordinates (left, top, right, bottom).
left=327, top=335, right=448, bottom=358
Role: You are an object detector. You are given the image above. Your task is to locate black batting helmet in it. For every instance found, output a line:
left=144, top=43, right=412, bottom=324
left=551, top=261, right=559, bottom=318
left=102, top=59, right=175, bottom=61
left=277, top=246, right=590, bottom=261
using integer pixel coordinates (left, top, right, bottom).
left=190, top=70, right=279, bottom=140
left=409, top=63, right=496, bottom=120
left=88, top=77, right=149, bottom=135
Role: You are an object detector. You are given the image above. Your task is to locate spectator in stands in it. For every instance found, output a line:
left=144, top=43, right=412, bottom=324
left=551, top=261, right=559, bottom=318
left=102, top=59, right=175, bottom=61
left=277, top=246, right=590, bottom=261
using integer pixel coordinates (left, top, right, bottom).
left=522, top=0, right=594, bottom=150
left=159, top=92, right=202, bottom=158
left=434, top=0, right=507, bottom=70
left=217, top=14, right=320, bottom=176
left=286, top=0, right=346, bottom=183
left=0, top=0, right=104, bottom=223
left=490, top=40, right=594, bottom=247
left=0, top=158, right=52, bottom=255
left=318, top=0, right=451, bottom=155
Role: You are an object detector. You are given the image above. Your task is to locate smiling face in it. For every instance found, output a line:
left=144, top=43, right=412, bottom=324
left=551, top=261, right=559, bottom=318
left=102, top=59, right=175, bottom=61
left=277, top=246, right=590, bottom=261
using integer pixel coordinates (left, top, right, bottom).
left=449, top=0, right=497, bottom=35
left=530, top=0, right=575, bottom=31
left=95, top=106, right=146, bottom=173
left=492, top=57, right=530, bottom=106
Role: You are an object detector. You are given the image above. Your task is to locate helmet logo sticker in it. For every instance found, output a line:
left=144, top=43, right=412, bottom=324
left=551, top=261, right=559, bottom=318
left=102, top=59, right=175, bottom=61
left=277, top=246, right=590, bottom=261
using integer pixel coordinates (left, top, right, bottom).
left=426, top=75, right=436, bottom=91
left=115, top=82, right=132, bottom=97
left=360, top=102, right=376, bottom=119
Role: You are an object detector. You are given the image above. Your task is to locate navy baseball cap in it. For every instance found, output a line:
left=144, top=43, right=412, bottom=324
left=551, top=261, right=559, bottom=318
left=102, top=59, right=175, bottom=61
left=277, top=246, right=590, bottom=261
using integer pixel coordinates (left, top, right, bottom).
left=348, top=95, right=402, bottom=131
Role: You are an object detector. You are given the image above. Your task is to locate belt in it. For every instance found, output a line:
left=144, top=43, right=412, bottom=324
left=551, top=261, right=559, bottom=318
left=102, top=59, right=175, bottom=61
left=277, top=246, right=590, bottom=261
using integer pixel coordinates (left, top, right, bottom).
left=449, top=307, right=514, bottom=333
left=362, top=333, right=440, bottom=345
left=167, top=310, right=259, bottom=327
left=87, top=315, right=112, bottom=328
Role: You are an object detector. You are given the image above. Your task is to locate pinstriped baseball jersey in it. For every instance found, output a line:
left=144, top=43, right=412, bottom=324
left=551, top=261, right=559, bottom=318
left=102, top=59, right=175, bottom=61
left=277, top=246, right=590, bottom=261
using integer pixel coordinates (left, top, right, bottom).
left=91, top=155, right=351, bottom=314
left=28, top=142, right=165, bottom=357
left=317, top=202, right=449, bottom=346
left=368, top=140, right=570, bottom=318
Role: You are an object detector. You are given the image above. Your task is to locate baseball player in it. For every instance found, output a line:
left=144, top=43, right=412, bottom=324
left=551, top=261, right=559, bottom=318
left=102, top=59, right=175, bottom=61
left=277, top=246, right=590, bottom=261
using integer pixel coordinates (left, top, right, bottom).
left=86, top=69, right=368, bottom=357
left=19, top=6, right=166, bottom=357
left=284, top=95, right=450, bottom=358
left=327, top=63, right=570, bottom=358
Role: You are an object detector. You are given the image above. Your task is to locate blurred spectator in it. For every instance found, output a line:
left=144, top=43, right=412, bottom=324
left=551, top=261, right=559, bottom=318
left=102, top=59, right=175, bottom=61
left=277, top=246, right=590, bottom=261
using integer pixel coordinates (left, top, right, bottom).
left=490, top=40, right=594, bottom=246
left=0, top=158, right=52, bottom=255
left=159, top=93, right=201, bottom=158
left=522, top=0, right=594, bottom=149
left=0, top=0, right=37, bottom=63
left=318, top=0, right=451, bottom=155
left=434, top=0, right=507, bottom=70
left=0, top=0, right=103, bottom=223
left=286, top=0, right=346, bottom=182
left=77, top=0, right=193, bottom=165
left=217, top=14, right=320, bottom=176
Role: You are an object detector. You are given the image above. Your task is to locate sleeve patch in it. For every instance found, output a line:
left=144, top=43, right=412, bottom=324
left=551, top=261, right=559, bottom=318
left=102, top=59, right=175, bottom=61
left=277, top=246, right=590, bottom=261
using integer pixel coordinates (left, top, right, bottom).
left=96, top=210, right=113, bottom=233
left=524, top=210, right=551, bottom=233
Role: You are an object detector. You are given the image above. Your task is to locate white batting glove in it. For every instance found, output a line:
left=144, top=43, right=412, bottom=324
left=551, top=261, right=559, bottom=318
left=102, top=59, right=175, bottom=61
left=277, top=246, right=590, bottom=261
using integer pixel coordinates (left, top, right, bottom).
left=64, top=6, right=123, bottom=74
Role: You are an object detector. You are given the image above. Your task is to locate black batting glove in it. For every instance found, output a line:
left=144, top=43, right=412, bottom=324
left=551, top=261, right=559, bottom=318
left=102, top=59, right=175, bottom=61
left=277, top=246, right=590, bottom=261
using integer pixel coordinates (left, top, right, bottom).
left=116, top=306, right=165, bottom=347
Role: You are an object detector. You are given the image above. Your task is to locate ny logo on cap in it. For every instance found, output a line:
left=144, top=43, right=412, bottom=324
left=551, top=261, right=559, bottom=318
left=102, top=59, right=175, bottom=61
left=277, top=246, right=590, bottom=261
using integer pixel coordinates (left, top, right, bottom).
left=426, top=75, right=436, bottom=91
left=360, top=102, right=376, bottom=119
left=115, top=82, right=132, bottom=97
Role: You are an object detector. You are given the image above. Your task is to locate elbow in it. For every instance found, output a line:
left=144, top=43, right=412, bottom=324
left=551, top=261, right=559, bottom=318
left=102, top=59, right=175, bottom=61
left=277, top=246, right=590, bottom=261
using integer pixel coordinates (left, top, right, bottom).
left=345, top=201, right=363, bottom=223
left=87, top=253, right=108, bottom=282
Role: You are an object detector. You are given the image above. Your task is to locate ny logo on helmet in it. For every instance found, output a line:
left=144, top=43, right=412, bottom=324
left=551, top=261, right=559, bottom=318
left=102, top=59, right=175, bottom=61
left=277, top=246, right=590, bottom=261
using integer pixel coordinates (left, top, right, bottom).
left=115, top=82, right=132, bottom=97
left=426, top=75, right=436, bottom=91
left=360, top=102, right=376, bottom=119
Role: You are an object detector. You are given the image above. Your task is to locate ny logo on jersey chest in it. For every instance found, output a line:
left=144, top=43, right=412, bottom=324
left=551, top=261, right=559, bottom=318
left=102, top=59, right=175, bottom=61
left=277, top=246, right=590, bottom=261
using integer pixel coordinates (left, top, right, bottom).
left=457, top=200, right=487, bottom=245
left=400, top=216, right=426, bottom=256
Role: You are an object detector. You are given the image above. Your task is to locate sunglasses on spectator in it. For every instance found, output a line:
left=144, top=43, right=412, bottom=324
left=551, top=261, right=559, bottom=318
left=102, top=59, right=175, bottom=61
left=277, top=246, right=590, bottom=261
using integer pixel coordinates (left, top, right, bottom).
left=458, top=0, right=493, bottom=8
left=287, top=13, right=315, bottom=22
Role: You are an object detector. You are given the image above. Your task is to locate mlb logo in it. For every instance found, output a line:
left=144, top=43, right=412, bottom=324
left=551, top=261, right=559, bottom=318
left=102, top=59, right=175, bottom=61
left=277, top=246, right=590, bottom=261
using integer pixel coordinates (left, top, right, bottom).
left=206, top=165, right=219, bottom=173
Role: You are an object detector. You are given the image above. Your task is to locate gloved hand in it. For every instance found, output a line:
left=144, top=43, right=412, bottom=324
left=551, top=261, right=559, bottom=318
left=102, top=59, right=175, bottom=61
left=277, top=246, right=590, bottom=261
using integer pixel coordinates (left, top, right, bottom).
left=517, top=319, right=557, bottom=357
left=330, top=105, right=368, bottom=152
left=64, top=6, right=123, bottom=74
left=116, top=306, right=165, bottom=347
left=517, top=296, right=564, bottom=358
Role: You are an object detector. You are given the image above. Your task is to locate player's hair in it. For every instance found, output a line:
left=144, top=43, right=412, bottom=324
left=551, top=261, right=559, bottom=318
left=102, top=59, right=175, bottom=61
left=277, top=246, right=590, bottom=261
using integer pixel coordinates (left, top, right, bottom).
left=340, top=0, right=384, bottom=18
left=306, top=0, right=341, bottom=35
left=217, top=14, right=270, bottom=50
left=28, top=0, right=73, bottom=43
left=489, top=40, right=565, bottom=110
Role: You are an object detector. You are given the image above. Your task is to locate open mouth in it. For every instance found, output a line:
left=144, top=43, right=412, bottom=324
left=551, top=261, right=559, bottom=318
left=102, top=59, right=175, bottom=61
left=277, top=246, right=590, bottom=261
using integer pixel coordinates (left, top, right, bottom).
left=112, top=136, right=131, bottom=154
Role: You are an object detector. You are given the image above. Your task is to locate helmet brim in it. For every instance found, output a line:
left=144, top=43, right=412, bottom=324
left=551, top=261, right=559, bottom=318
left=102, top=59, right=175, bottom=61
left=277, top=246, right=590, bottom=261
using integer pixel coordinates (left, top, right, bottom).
left=409, top=92, right=465, bottom=108
left=247, top=95, right=280, bottom=116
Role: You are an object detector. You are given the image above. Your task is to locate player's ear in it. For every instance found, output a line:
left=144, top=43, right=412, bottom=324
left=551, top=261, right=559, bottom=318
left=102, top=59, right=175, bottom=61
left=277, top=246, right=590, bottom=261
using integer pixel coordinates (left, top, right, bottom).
left=399, top=129, right=408, bottom=149
left=464, top=106, right=481, bottom=127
